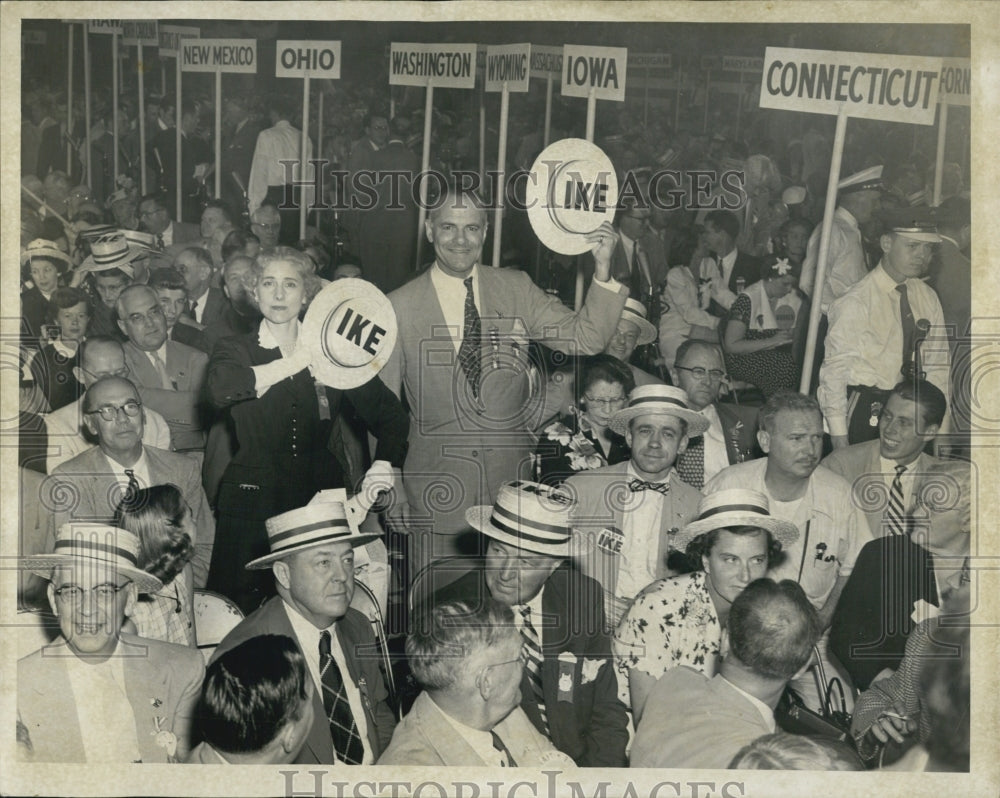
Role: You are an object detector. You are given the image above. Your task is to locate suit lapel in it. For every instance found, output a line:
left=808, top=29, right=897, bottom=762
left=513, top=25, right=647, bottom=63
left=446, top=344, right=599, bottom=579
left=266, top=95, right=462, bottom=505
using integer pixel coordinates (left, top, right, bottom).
left=126, top=343, right=158, bottom=389
left=121, top=637, right=165, bottom=762
left=413, top=692, right=486, bottom=765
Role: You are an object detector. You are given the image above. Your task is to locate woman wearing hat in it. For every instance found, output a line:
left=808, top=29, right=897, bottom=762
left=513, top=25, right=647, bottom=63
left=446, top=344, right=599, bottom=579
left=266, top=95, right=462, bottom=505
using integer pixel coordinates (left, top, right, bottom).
left=534, top=354, right=634, bottom=486
left=205, top=247, right=408, bottom=613
left=722, top=254, right=805, bottom=399
left=613, top=488, right=798, bottom=722
left=20, top=238, right=72, bottom=349
left=26, top=286, right=90, bottom=412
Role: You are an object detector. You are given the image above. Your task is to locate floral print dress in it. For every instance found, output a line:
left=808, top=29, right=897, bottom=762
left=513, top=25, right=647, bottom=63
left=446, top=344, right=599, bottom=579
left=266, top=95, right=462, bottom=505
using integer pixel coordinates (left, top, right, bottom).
left=533, top=410, right=630, bottom=487
left=612, top=570, right=722, bottom=705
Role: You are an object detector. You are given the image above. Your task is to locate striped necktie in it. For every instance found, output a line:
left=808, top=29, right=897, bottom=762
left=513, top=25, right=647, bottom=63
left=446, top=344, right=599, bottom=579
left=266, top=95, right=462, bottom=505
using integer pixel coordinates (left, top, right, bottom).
left=123, top=468, right=140, bottom=505
left=518, top=605, right=549, bottom=737
left=883, top=464, right=907, bottom=536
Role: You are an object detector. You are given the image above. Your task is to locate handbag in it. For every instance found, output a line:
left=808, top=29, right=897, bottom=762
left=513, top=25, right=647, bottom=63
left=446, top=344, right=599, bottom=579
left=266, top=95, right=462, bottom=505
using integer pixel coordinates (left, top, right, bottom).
left=774, top=646, right=853, bottom=742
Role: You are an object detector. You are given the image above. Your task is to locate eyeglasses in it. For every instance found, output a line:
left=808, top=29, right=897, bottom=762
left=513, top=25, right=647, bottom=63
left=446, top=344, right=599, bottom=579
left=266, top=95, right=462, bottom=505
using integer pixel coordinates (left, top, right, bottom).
left=84, top=400, right=142, bottom=422
left=487, top=649, right=529, bottom=670
left=79, top=365, right=130, bottom=380
left=675, top=366, right=726, bottom=382
left=583, top=394, right=627, bottom=409
left=139, top=207, right=165, bottom=217
left=54, top=582, right=132, bottom=603
left=252, top=221, right=282, bottom=231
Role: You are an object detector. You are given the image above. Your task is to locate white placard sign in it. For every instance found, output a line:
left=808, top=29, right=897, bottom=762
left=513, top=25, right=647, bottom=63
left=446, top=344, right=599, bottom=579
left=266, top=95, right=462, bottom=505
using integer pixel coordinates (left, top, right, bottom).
left=122, top=20, right=158, bottom=47
left=562, top=45, right=628, bottom=101
left=531, top=45, right=563, bottom=79
left=939, top=57, right=971, bottom=106
left=759, top=47, right=943, bottom=125
left=276, top=40, right=342, bottom=79
left=389, top=42, right=477, bottom=88
left=723, top=55, right=764, bottom=73
left=182, top=39, right=258, bottom=74
left=629, top=52, right=672, bottom=70
left=485, top=43, right=531, bottom=93
left=88, top=19, right=122, bottom=35
left=159, top=24, right=200, bottom=57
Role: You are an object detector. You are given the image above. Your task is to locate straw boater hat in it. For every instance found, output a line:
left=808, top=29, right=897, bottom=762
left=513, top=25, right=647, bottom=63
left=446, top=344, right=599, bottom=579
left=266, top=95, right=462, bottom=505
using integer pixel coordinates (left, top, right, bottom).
left=21, top=238, right=73, bottom=272
left=299, top=278, right=398, bottom=390
left=671, top=488, right=800, bottom=552
left=619, top=298, right=657, bottom=346
left=21, top=523, right=163, bottom=594
left=80, top=232, right=146, bottom=275
left=608, top=384, right=710, bottom=437
left=465, top=480, right=574, bottom=557
left=245, top=500, right=382, bottom=570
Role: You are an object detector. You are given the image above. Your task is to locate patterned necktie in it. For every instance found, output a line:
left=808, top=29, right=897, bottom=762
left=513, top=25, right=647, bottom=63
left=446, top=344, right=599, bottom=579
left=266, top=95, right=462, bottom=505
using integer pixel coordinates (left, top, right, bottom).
left=883, top=464, right=908, bottom=536
left=457, top=277, right=482, bottom=399
left=518, top=606, right=549, bottom=737
left=490, top=730, right=518, bottom=767
left=319, top=630, right=365, bottom=765
left=156, top=233, right=165, bottom=250
left=628, top=478, right=670, bottom=495
left=150, top=350, right=174, bottom=390
left=897, top=283, right=918, bottom=379
left=123, top=468, right=140, bottom=505
left=675, top=436, right=705, bottom=490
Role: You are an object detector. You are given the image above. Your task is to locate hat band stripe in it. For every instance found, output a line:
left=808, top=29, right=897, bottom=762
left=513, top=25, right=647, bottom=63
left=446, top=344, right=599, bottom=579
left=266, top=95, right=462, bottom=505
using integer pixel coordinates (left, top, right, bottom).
left=628, top=395, right=688, bottom=410
left=94, top=249, right=129, bottom=264
left=268, top=518, right=349, bottom=545
left=697, top=503, right=770, bottom=521
left=265, top=530, right=357, bottom=558
left=53, top=539, right=139, bottom=567
left=491, top=503, right=570, bottom=536
left=489, top=513, right=570, bottom=546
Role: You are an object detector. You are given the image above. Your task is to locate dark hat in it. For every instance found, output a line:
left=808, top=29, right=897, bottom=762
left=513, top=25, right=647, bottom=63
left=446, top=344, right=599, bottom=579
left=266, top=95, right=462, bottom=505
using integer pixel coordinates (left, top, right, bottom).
left=879, top=206, right=941, bottom=243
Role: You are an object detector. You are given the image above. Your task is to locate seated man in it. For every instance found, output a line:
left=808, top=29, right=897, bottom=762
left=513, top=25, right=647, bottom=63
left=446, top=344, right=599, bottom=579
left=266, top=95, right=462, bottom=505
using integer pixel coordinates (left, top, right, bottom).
left=565, top=384, right=707, bottom=629
left=378, top=598, right=575, bottom=767
left=210, top=500, right=397, bottom=765
left=630, top=578, right=820, bottom=769
left=148, top=266, right=208, bottom=353
left=18, top=523, right=205, bottom=762
left=187, top=634, right=314, bottom=764
left=429, top=480, right=628, bottom=766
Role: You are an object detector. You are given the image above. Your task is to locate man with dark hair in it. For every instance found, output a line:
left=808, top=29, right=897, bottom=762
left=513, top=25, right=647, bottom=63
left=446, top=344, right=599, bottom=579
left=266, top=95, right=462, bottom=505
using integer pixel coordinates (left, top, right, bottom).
left=151, top=102, right=211, bottom=224
left=202, top=255, right=261, bottom=351
left=631, top=578, right=820, bottom=768
left=138, top=193, right=200, bottom=249
left=148, top=266, right=208, bottom=353
left=187, top=634, right=313, bottom=764
left=173, top=246, right=226, bottom=328
left=221, top=228, right=261, bottom=264
left=220, top=94, right=262, bottom=217
left=698, top=209, right=760, bottom=318
left=378, top=598, right=575, bottom=767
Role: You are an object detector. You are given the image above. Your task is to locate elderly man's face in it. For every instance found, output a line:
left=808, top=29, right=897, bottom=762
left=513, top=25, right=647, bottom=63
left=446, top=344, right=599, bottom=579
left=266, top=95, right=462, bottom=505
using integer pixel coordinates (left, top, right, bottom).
left=174, top=250, right=212, bottom=298
left=48, top=562, right=136, bottom=658
left=138, top=200, right=170, bottom=235
left=758, top=409, right=823, bottom=482
left=93, top=272, right=130, bottom=309
left=117, top=288, right=168, bottom=351
left=200, top=207, right=229, bottom=240
left=626, top=413, right=688, bottom=480
left=251, top=210, right=282, bottom=249
left=673, top=344, right=725, bottom=412
left=479, top=631, right=524, bottom=726
left=484, top=539, right=560, bottom=606
left=78, top=341, right=129, bottom=387
left=82, top=378, right=145, bottom=459
left=425, top=202, right=486, bottom=278
left=279, top=542, right=356, bottom=629
left=223, top=257, right=254, bottom=308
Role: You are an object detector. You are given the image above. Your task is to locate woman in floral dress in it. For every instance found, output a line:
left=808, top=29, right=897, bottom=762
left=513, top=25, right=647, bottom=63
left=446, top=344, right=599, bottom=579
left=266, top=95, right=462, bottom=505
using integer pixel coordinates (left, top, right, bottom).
left=612, top=489, right=799, bottom=721
left=533, top=354, right=635, bottom=487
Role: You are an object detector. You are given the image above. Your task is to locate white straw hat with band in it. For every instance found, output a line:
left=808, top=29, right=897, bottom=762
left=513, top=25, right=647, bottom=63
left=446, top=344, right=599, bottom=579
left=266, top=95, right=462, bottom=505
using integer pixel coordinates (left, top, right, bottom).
left=609, top=384, right=710, bottom=437
left=620, top=298, right=657, bottom=346
left=21, top=238, right=73, bottom=270
left=245, top=500, right=382, bottom=569
left=22, top=523, right=163, bottom=594
left=672, top=488, right=800, bottom=552
left=465, top=480, right=575, bottom=557
left=80, top=233, right=146, bottom=275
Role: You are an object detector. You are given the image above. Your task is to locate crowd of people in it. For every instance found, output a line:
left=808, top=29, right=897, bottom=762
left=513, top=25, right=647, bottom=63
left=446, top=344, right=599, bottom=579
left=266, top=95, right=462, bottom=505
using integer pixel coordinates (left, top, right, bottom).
left=15, top=46, right=973, bottom=775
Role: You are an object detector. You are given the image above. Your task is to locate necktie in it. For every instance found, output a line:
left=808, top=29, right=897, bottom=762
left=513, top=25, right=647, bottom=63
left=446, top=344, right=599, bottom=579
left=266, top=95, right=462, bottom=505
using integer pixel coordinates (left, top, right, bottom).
left=675, top=436, right=705, bottom=490
left=897, top=283, right=918, bottom=380
left=150, top=350, right=174, bottom=390
left=156, top=233, right=165, bottom=250
left=630, top=242, right=643, bottom=297
left=123, top=468, right=140, bottom=505
left=518, top=606, right=549, bottom=737
left=189, top=298, right=198, bottom=322
left=457, top=277, right=482, bottom=399
left=883, top=464, right=907, bottom=536
left=319, top=630, right=365, bottom=765
left=490, top=730, right=518, bottom=767
left=628, top=478, right=670, bottom=495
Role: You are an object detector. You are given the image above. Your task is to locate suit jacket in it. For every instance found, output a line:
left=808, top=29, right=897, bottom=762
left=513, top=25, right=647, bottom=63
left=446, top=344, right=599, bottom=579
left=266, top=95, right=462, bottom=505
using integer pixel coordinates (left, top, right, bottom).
left=676, top=401, right=760, bottom=488
left=123, top=339, right=209, bottom=451
left=829, top=534, right=939, bottom=692
left=170, top=318, right=209, bottom=354
left=564, top=462, right=702, bottom=630
left=928, top=239, right=971, bottom=345
left=221, top=117, right=263, bottom=211
left=582, top=229, right=669, bottom=301
left=383, top=265, right=627, bottom=534
left=822, top=440, right=939, bottom=539
left=433, top=564, right=628, bottom=766
left=377, top=691, right=574, bottom=767
left=211, top=597, right=396, bottom=765
left=18, top=634, right=205, bottom=763
left=46, top=444, right=216, bottom=588
left=704, top=250, right=762, bottom=318
left=186, top=286, right=227, bottom=330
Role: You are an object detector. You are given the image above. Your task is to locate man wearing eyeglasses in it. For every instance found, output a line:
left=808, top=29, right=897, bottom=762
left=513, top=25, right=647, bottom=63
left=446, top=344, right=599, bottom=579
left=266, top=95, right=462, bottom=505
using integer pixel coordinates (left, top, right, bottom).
left=250, top=204, right=283, bottom=250
left=43, top=376, right=215, bottom=589
left=18, top=523, right=204, bottom=763
left=138, top=194, right=201, bottom=250
left=670, top=340, right=760, bottom=490
left=44, top=336, right=171, bottom=475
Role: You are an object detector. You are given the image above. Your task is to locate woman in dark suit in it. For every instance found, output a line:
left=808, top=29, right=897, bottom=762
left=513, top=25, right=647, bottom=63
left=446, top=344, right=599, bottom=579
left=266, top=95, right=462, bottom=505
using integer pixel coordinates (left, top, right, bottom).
left=205, top=247, right=408, bottom=612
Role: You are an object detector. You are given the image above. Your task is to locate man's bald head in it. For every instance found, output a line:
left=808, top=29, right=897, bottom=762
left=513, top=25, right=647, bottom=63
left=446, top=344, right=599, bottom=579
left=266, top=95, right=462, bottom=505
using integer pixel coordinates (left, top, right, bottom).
left=75, top=336, right=127, bottom=387
left=116, top=284, right=168, bottom=351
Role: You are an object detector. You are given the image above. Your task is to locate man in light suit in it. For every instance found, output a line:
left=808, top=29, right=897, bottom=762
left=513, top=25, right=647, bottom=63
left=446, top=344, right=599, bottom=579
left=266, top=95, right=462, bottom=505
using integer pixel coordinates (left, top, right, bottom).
left=382, top=191, right=627, bottom=575
left=211, top=500, right=397, bottom=765
left=18, top=524, right=205, bottom=763
left=117, top=284, right=209, bottom=452
left=378, top=598, right=575, bottom=767
left=671, top=339, right=761, bottom=490
left=564, top=384, right=707, bottom=629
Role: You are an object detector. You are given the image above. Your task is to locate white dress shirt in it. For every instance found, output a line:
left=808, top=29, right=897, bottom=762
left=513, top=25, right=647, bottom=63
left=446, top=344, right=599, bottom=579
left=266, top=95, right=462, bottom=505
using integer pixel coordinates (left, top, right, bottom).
left=429, top=264, right=482, bottom=352
left=189, top=287, right=209, bottom=324
left=247, top=120, right=316, bottom=214
left=65, top=652, right=142, bottom=763
left=800, top=206, right=866, bottom=313
left=102, top=449, right=152, bottom=494
left=617, top=464, right=672, bottom=601
left=700, top=403, right=731, bottom=485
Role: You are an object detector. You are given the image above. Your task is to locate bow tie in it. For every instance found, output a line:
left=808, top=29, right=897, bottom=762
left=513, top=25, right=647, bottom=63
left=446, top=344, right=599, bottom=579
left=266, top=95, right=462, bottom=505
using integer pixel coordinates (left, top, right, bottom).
left=628, top=478, right=669, bottom=495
